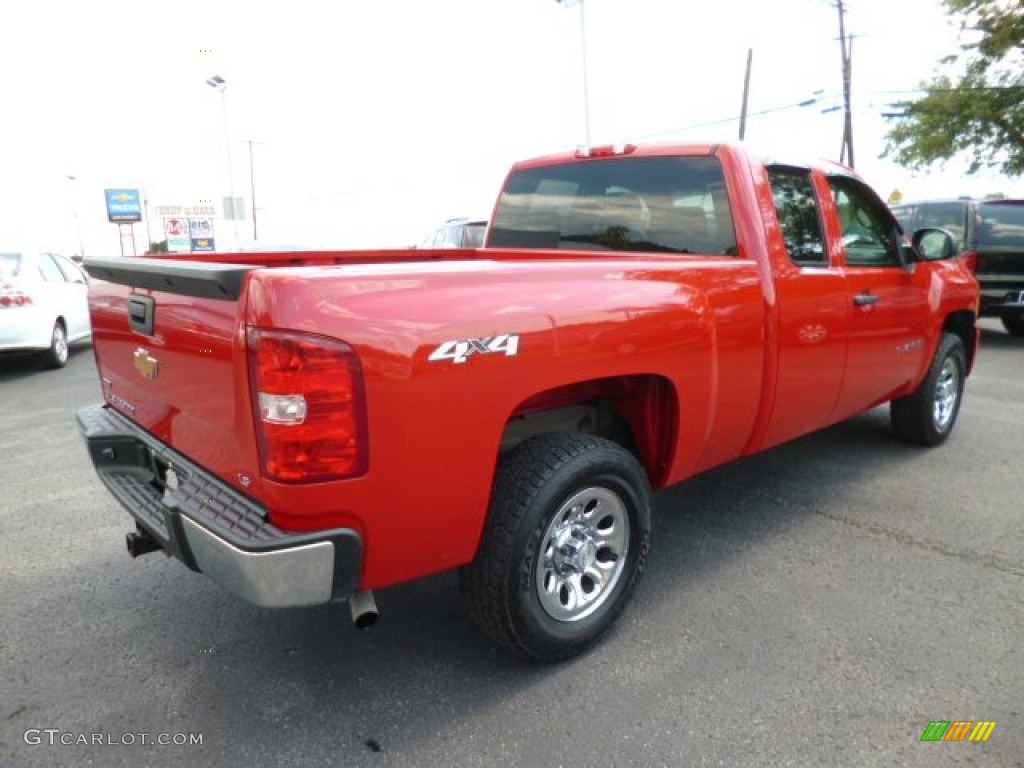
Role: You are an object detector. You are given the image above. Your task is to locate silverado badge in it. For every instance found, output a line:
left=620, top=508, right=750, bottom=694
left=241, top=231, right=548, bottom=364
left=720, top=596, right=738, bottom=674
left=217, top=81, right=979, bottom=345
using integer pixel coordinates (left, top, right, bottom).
left=133, top=347, right=160, bottom=380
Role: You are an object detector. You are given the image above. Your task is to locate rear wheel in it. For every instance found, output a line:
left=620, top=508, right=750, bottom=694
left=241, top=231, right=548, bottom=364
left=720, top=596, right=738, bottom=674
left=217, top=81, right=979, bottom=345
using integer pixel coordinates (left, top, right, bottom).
left=1002, top=314, right=1024, bottom=337
left=459, top=433, right=651, bottom=661
left=890, top=333, right=966, bottom=446
left=41, top=321, right=69, bottom=369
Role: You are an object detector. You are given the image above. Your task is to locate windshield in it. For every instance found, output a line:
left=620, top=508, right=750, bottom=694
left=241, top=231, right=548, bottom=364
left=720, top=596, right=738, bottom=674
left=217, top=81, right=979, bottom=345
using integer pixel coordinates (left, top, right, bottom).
left=0, top=252, right=23, bottom=279
left=977, top=202, right=1024, bottom=249
left=489, top=155, right=738, bottom=256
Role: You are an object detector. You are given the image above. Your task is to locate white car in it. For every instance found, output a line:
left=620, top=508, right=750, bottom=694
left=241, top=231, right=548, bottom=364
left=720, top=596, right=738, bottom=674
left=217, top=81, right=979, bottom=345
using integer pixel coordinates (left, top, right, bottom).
left=0, top=250, right=92, bottom=368
left=420, top=218, right=487, bottom=249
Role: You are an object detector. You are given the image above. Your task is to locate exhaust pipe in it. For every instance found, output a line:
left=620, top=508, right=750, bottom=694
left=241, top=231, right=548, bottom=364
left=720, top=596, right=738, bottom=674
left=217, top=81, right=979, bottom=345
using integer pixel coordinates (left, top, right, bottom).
left=126, top=529, right=162, bottom=558
left=349, top=590, right=378, bottom=629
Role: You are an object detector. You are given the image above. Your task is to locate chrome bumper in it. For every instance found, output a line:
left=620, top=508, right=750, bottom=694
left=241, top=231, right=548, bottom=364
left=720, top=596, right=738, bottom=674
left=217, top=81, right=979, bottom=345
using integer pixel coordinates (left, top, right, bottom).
left=77, top=403, right=362, bottom=608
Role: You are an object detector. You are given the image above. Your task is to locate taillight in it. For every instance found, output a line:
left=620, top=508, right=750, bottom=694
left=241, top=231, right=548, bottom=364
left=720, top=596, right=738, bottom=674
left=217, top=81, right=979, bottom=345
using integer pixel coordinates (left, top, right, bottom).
left=0, top=282, right=32, bottom=307
left=247, top=328, right=368, bottom=482
left=957, top=249, right=979, bottom=273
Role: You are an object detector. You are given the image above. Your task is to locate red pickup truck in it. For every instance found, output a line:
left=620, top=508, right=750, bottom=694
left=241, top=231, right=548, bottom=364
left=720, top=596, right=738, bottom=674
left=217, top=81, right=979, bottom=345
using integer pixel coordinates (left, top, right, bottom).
left=79, top=142, right=979, bottom=660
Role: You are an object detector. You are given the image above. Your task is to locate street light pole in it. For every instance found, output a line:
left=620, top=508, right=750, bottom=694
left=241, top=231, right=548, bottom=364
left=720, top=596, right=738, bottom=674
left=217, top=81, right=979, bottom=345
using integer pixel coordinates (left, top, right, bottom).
left=557, top=0, right=592, bottom=145
left=66, top=175, right=85, bottom=258
left=206, top=75, right=241, bottom=250
left=241, top=139, right=260, bottom=241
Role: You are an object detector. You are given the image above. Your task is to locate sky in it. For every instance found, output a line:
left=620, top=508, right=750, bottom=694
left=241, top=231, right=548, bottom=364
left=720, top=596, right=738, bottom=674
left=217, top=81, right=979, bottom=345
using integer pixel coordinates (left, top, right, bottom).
left=1, top=0, right=1016, bottom=256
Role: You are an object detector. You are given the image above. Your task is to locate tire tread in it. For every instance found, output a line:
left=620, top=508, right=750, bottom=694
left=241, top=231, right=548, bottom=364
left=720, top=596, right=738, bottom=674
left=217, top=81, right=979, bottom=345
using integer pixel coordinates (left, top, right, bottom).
left=459, top=433, right=650, bottom=660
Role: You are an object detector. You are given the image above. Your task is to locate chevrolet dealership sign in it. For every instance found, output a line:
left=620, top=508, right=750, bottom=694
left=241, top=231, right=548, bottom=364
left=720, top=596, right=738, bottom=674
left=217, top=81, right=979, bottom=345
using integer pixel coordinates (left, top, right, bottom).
left=104, top=189, right=142, bottom=222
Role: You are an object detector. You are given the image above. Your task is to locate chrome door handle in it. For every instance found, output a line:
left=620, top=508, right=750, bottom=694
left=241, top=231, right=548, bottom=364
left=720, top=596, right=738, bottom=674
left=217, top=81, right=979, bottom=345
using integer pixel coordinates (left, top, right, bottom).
left=853, top=292, right=879, bottom=306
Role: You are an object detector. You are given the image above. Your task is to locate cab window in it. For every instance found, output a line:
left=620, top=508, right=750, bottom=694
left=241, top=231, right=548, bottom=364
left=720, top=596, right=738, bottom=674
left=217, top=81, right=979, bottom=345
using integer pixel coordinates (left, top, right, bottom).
left=767, top=167, right=826, bottom=266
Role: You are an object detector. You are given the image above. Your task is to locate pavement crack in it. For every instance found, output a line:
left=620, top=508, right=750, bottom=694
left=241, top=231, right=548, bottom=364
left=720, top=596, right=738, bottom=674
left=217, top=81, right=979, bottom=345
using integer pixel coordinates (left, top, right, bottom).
left=809, top=504, right=1024, bottom=579
left=719, top=478, right=1024, bottom=579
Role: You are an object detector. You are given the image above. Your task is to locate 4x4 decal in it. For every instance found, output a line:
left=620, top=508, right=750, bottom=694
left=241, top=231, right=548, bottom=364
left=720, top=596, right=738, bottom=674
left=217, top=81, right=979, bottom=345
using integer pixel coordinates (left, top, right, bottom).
left=428, top=334, right=520, bottom=365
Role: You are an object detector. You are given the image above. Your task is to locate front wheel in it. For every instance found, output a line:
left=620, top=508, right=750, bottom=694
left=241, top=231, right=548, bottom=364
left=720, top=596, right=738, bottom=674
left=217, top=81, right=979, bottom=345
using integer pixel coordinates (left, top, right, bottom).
left=459, top=433, right=651, bottom=661
left=890, top=333, right=966, bottom=446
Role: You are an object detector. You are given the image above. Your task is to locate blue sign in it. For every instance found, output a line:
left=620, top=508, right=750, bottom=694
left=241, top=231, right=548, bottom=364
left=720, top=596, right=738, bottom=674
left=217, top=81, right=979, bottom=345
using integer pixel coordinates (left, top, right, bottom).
left=104, top=189, right=142, bottom=222
left=191, top=237, right=216, bottom=253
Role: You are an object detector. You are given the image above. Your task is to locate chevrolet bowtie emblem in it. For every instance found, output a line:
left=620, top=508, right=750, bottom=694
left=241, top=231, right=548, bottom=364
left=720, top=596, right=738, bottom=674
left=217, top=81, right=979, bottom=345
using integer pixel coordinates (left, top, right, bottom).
left=133, top=348, right=159, bottom=380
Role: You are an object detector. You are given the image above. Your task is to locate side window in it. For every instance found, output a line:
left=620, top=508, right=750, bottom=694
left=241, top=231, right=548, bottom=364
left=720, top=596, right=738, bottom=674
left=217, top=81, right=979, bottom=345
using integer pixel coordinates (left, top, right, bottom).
left=53, top=254, right=87, bottom=283
left=767, top=167, right=826, bottom=265
left=828, top=177, right=901, bottom=267
left=37, top=254, right=68, bottom=282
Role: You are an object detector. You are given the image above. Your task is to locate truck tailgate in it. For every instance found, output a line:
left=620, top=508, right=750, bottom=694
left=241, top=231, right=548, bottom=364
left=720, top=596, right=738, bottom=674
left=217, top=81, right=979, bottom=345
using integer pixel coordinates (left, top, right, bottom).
left=85, top=258, right=262, bottom=498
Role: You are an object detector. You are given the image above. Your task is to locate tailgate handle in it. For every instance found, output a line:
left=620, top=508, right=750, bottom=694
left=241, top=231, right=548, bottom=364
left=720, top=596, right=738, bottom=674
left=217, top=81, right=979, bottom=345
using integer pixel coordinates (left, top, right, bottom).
left=128, top=295, right=156, bottom=336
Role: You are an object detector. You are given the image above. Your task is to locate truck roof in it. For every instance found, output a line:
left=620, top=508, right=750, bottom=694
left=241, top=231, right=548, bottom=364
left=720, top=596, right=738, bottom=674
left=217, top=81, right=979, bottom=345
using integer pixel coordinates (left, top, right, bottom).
left=509, top=140, right=859, bottom=180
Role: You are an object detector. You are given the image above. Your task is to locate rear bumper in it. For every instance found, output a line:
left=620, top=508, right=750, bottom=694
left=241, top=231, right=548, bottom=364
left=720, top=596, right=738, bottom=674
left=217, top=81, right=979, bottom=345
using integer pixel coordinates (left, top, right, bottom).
left=0, top=306, right=51, bottom=350
left=77, top=403, right=362, bottom=608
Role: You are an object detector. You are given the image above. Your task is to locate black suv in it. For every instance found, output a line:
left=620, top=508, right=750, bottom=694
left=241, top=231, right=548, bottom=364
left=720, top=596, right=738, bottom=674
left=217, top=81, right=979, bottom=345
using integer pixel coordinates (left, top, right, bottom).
left=891, top=198, right=1024, bottom=336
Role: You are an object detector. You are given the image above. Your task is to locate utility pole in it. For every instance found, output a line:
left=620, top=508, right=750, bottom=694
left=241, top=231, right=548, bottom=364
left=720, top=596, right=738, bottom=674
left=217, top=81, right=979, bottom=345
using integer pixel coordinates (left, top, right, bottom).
left=738, top=48, right=753, bottom=140
left=557, top=0, right=592, bottom=145
left=241, top=139, right=261, bottom=241
left=66, top=175, right=85, bottom=258
left=836, top=0, right=854, bottom=167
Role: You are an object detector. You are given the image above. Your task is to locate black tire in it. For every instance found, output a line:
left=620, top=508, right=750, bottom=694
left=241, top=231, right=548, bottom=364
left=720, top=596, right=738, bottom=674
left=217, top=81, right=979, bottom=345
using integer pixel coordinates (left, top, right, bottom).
left=890, top=333, right=966, bottom=446
left=41, top=321, right=69, bottom=369
left=459, top=433, right=651, bottom=661
left=1002, top=314, right=1024, bottom=337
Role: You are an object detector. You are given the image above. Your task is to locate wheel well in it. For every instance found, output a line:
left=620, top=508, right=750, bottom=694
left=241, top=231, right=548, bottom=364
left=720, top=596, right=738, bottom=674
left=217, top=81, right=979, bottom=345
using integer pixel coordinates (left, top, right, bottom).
left=943, top=310, right=976, bottom=371
left=499, top=375, right=678, bottom=486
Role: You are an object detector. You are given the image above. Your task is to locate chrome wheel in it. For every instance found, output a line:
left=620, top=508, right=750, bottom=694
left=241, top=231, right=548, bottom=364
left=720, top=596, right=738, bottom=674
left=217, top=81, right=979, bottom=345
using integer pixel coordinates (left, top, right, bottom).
left=536, top=486, right=630, bottom=623
left=933, top=356, right=960, bottom=432
left=54, top=326, right=68, bottom=363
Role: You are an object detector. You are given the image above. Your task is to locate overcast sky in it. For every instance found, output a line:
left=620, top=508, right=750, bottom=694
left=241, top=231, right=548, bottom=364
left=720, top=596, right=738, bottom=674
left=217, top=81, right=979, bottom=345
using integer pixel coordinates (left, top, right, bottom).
left=1, top=0, right=1013, bottom=255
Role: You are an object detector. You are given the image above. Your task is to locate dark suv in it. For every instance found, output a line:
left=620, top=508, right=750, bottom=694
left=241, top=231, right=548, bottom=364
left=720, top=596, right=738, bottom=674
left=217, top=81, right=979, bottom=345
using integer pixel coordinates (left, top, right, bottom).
left=891, top=198, right=1024, bottom=336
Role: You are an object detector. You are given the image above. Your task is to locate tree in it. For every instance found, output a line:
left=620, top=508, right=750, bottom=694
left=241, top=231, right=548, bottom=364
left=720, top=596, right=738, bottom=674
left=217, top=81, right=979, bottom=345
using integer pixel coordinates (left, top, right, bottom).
left=882, top=0, right=1024, bottom=176
left=147, top=240, right=169, bottom=254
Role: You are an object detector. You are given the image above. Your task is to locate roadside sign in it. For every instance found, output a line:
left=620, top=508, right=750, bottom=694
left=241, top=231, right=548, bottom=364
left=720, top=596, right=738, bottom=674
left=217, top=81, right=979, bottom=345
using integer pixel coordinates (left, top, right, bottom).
left=164, top=218, right=186, bottom=238
left=189, top=218, right=214, bottom=238
left=104, top=189, right=142, bottom=222
left=167, top=236, right=191, bottom=253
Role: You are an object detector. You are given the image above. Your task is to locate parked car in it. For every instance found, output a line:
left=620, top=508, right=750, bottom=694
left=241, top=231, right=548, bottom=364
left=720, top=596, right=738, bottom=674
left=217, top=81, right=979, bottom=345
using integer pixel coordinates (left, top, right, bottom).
left=891, top=198, right=1024, bottom=336
left=420, top=218, right=487, bottom=249
left=0, top=250, right=92, bottom=367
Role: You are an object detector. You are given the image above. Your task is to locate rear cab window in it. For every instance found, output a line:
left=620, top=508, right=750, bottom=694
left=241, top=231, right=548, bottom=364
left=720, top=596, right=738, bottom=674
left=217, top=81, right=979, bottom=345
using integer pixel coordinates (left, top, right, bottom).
left=488, top=155, right=738, bottom=256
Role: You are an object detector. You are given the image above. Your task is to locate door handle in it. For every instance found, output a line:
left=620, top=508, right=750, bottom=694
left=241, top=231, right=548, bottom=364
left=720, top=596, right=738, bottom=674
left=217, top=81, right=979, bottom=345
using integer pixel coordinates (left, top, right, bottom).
left=853, top=292, right=879, bottom=306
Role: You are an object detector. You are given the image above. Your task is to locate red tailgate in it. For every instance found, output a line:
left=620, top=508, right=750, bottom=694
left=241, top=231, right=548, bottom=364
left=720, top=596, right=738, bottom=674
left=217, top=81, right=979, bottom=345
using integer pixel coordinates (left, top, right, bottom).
left=86, top=258, right=264, bottom=499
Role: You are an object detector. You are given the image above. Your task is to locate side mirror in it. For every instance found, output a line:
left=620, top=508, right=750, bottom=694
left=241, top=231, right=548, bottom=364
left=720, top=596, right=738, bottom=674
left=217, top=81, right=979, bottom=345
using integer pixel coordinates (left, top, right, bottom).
left=912, top=227, right=957, bottom=261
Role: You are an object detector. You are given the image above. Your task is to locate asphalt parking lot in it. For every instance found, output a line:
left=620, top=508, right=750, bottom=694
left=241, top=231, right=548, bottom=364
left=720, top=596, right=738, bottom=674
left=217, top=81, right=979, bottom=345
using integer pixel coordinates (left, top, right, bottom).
left=2, top=321, right=1022, bottom=767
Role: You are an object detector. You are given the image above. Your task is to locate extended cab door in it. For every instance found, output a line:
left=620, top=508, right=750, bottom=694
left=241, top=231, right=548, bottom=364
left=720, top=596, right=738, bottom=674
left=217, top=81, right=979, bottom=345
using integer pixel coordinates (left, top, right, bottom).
left=825, top=176, right=930, bottom=420
left=757, top=166, right=850, bottom=449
